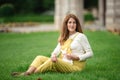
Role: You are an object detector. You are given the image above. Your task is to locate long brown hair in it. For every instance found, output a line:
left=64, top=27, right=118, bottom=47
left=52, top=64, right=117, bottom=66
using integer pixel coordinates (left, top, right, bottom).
left=59, top=14, right=83, bottom=45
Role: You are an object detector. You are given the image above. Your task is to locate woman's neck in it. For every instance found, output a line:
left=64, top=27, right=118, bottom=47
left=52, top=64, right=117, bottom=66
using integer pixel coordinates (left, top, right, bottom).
left=69, top=31, right=77, bottom=35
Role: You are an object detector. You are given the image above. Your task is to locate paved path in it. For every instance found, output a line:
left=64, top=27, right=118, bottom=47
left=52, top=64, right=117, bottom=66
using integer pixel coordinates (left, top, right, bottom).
left=84, top=24, right=105, bottom=31
left=6, top=24, right=57, bottom=33
left=0, top=23, right=105, bottom=33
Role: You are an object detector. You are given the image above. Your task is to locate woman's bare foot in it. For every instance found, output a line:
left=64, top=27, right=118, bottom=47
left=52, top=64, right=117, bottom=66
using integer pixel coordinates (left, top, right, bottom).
left=11, top=72, right=30, bottom=77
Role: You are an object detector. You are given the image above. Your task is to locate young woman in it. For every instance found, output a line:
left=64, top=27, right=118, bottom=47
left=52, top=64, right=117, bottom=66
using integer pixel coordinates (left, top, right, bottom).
left=12, top=14, right=93, bottom=76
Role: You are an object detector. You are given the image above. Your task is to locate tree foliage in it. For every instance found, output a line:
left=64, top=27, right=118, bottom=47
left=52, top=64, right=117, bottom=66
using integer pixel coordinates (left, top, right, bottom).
left=0, top=4, right=15, bottom=17
left=0, top=0, right=54, bottom=14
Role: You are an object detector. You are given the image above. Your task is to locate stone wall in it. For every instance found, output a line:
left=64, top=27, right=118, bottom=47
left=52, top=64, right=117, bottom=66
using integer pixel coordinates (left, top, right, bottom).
left=106, top=0, right=120, bottom=34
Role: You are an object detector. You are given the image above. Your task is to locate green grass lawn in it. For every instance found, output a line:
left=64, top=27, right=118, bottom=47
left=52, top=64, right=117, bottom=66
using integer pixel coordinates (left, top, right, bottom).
left=0, top=31, right=119, bottom=80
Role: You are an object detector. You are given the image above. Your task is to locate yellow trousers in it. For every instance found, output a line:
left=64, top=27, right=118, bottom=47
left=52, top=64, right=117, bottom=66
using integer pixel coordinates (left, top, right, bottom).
left=30, top=55, right=85, bottom=73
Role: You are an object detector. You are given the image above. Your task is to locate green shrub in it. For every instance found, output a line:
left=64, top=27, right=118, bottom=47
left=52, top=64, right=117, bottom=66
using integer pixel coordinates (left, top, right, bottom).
left=84, top=13, right=95, bottom=22
left=0, top=4, right=15, bottom=17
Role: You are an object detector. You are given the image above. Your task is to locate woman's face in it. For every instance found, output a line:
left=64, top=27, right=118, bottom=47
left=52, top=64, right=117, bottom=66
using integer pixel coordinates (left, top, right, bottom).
left=67, top=18, right=76, bottom=33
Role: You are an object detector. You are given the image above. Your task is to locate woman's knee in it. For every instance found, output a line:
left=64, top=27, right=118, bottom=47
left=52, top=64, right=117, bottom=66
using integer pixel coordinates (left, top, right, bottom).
left=35, top=55, right=48, bottom=59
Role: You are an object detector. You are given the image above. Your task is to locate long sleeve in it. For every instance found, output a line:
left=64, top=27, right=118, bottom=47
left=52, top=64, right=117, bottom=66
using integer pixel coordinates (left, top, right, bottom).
left=78, top=34, right=93, bottom=61
left=51, top=43, right=61, bottom=57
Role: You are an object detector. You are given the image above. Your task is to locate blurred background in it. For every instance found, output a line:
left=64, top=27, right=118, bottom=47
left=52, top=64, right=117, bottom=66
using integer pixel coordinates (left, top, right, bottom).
left=0, top=0, right=120, bottom=80
left=0, top=0, right=120, bottom=34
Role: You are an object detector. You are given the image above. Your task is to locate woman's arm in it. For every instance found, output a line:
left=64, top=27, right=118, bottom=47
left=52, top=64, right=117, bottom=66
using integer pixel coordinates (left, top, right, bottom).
left=51, top=43, right=61, bottom=62
left=51, top=43, right=61, bottom=57
left=78, top=34, right=93, bottom=61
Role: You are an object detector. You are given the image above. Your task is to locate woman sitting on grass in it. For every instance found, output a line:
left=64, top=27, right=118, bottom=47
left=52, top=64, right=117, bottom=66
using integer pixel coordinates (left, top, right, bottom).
left=12, top=13, right=93, bottom=76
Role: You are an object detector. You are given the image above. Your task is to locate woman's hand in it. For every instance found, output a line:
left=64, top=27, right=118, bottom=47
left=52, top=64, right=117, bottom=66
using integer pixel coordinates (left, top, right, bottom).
left=51, top=55, right=57, bottom=62
left=66, top=54, right=72, bottom=60
left=66, top=54, right=79, bottom=60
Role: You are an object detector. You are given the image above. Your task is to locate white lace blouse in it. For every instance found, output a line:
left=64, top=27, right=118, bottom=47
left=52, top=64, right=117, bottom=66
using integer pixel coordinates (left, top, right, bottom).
left=51, top=32, right=93, bottom=62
